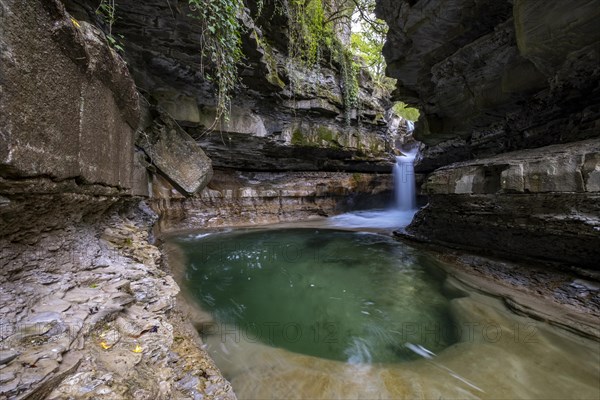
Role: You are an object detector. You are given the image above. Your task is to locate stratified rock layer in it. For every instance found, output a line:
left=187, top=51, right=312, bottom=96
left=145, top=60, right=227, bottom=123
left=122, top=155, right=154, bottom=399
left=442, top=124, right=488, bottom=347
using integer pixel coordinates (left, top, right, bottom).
left=0, top=205, right=235, bottom=400
left=378, top=0, right=600, bottom=267
left=377, top=0, right=600, bottom=173
left=152, top=170, right=393, bottom=232
left=404, top=139, right=600, bottom=269
left=110, top=0, right=395, bottom=173
left=0, top=1, right=233, bottom=398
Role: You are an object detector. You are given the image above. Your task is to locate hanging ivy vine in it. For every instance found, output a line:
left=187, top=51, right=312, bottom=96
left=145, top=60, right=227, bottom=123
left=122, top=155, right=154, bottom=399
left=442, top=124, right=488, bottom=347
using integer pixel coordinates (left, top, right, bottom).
left=335, top=42, right=360, bottom=124
left=284, top=0, right=330, bottom=68
left=188, top=0, right=244, bottom=124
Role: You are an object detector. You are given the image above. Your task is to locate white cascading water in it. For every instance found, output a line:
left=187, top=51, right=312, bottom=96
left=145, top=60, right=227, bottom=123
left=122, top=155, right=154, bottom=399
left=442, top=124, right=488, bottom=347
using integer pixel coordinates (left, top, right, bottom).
left=328, top=119, right=419, bottom=230
left=393, top=149, right=418, bottom=211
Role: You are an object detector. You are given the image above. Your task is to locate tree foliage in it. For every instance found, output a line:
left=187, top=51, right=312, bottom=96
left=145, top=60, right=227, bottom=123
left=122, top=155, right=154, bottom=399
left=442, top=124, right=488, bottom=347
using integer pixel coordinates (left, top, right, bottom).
left=392, top=101, right=420, bottom=122
left=348, top=0, right=394, bottom=91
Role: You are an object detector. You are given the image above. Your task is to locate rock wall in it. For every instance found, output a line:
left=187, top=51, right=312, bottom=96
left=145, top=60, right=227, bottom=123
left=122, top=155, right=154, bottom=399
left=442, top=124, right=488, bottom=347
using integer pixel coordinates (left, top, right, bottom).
left=377, top=0, right=600, bottom=173
left=0, top=0, right=149, bottom=240
left=108, top=0, right=395, bottom=175
left=1, top=0, right=139, bottom=187
left=400, top=140, right=600, bottom=269
left=379, top=0, right=600, bottom=268
left=152, top=170, right=392, bottom=232
left=0, top=1, right=230, bottom=398
left=91, top=0, right=398, bottom=223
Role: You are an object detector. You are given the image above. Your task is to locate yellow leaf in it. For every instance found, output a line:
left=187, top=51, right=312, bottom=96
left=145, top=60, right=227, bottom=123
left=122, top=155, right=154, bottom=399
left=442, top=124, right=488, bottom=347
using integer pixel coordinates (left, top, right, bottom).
left=99, top=341, right=112, bottom=350
left=132, top=344, right=143, bottom=353
left=70, top=18, right=81, bottom=28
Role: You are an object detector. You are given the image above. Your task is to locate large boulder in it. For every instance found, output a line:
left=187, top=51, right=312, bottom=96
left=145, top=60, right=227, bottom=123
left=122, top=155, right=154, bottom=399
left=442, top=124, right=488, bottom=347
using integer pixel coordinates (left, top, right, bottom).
left=137, top=107, right=213, bottom=196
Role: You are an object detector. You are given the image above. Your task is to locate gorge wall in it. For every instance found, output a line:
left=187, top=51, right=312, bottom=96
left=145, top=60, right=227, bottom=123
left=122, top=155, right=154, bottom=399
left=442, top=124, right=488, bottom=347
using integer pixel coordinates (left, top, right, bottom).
left=3, top=0, right=598, bottom=397
left=378, top=0, right=600, bottom=268
left=103, top=0, right=398, bottom=231
left=0, top=0, right=398, bottom=397
left=0, top=2, right=239, bottom=398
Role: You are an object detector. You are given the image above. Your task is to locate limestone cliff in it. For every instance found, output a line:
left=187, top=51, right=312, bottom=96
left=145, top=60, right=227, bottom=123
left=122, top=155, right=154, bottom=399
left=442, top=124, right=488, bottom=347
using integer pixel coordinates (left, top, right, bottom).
left=0, top=1, right=229, bottom=398
left=99, top=0, right=398, bottom=228
left=110, top=0, right=395, bottom=173
left=377, top=0, right=600, bottom=172
left=405, top=140, right=600, bottom=269
left=379, top=0, right=600, bottom=268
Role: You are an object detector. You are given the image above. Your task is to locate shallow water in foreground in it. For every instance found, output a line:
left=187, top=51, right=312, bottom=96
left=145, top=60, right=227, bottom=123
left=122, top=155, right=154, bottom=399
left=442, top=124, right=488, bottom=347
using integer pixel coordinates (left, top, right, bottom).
left=174, top=228, right=600, bottom=400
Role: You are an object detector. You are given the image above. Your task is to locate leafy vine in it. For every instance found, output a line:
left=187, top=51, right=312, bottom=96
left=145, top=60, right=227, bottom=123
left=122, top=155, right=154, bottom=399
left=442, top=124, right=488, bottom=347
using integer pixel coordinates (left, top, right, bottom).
left=188, top=0, right=244, bottom=125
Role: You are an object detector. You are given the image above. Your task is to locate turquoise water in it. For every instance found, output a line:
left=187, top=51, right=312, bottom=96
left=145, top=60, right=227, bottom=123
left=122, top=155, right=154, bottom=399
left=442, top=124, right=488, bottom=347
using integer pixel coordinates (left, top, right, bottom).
left=178, top=228, right=457, bottom=363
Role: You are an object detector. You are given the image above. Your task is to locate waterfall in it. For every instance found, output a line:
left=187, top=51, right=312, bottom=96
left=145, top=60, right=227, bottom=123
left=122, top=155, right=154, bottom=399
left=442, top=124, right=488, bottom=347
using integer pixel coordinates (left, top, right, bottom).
left=393, top=149, right=417, bottom=211
left=328, top=146, right=419, bottom=230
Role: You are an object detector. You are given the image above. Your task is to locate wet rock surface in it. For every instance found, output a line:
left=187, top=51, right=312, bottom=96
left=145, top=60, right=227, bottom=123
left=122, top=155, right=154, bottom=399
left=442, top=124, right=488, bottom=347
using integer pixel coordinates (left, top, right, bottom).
left=430, top=250, right=600, bottom=339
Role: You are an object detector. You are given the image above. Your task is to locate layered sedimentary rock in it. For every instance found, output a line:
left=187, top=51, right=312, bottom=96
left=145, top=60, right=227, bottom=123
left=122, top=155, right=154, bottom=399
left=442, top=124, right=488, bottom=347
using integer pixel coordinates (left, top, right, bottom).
left=379, top=0, right=600, bottom=268
left=377, top=0, right=600, bottom=173
left=115, top=0, right=395, bottom=178
left=100, top=0, right=397, bottom=220
left=153, top=170, right=391, bottom=232
left=1, top=0, right=139, bottom=186
left=108, top=0, right=394, bottom=174
left=402, top=140, right=600, bottom=268
left=0, top=1, right=231, bottom=398
left=0, top=205, right=235, bottom=399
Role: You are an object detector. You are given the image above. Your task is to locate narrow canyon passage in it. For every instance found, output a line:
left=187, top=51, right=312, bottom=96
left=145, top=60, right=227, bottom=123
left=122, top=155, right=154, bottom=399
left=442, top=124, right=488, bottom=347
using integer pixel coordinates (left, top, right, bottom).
left=1, top=0, right=599, bottom=399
